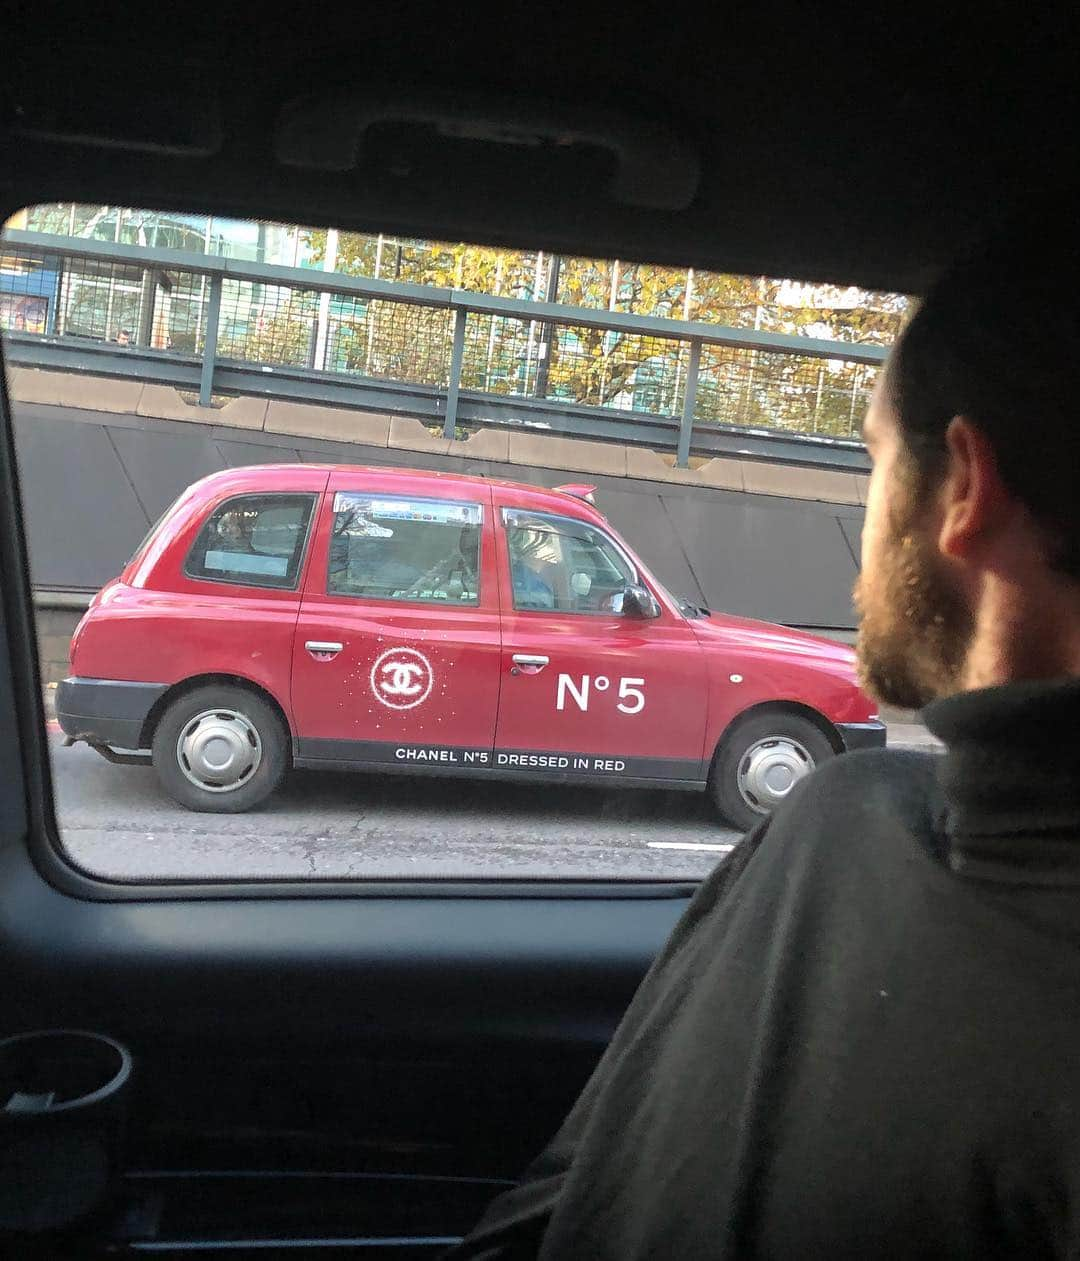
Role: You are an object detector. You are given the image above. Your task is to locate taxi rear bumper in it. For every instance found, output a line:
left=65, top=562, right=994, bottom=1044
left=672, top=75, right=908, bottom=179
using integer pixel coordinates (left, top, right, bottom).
left=56, top=676, right=168, bottom=750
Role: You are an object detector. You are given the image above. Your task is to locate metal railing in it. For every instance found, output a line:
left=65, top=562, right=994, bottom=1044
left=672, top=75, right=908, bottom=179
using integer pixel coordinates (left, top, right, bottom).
left=0, top=230, right=887, bottom=468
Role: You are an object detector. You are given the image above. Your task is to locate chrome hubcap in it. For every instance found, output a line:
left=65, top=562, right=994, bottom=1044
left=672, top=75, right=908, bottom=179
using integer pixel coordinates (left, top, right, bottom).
left=736, top=736, right=814, bottom=813
left=176, top=708, right=262, bottom=793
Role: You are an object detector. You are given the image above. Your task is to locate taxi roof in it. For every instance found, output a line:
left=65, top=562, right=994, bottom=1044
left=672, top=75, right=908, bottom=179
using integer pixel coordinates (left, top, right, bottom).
left=186, top=463, right=608, bottom=525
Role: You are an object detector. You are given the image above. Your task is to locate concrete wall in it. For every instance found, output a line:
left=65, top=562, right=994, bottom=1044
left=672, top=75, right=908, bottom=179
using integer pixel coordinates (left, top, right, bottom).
left=36, top=606, right=81, bottom=687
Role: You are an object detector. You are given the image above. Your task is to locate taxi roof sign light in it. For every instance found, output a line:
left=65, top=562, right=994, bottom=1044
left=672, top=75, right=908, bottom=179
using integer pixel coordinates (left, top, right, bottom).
left=554, top=483, right=597, bottom=504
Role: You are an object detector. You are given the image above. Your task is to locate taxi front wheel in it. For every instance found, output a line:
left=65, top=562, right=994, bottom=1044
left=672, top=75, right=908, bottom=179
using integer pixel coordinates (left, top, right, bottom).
left=711, top=712, right=835, bottom=832
left=151, top=685, right=288, bottom=813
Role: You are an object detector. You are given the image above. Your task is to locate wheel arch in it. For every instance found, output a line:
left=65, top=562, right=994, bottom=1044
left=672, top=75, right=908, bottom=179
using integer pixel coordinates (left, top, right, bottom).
left=139, top=673, right=294, bottom=752
left=709, top=699, right=844, bottom=779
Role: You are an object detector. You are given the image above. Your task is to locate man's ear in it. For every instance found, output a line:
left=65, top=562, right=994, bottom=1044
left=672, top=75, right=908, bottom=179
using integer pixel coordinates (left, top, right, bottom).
left=938, top=416, right=1009, bottom=560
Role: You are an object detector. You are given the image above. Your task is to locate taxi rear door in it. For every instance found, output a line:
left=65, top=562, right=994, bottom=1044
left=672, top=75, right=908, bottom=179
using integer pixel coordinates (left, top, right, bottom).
left=290, top=473, right=502, bottom=773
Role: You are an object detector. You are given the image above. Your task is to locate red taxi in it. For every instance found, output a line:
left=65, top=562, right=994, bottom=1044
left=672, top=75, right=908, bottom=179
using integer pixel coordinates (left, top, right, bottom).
left=56, top=464, right=884, bottom=829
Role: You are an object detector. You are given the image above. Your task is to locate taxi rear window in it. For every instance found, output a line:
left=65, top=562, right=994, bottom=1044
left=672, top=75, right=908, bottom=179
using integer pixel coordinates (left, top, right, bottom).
left=184, top=493, right=316, bottom=590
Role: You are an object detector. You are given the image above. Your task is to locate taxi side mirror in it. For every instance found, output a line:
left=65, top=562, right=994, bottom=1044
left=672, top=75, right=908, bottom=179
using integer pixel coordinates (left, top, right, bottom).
left=616, top=584, right=661, bottom=619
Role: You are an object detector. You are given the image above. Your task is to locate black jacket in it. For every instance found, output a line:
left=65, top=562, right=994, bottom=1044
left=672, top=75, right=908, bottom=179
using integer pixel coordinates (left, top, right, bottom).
left=450, top=679, right=1080, bottom=1259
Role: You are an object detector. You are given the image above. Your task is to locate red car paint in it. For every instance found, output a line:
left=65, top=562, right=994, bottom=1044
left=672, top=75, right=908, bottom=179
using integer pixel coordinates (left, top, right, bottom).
left=65, top=464, right=879, bottom=792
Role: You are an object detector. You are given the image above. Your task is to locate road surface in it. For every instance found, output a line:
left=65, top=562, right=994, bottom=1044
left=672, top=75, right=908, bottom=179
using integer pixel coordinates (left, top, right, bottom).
left=47, top=724, right=939, bottom=883
left=48, top=734, right=739, bottom=881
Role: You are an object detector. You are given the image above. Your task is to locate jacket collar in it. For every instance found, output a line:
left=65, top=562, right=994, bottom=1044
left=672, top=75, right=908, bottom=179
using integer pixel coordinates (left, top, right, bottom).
left=923, top=678, right=1080, bottom=884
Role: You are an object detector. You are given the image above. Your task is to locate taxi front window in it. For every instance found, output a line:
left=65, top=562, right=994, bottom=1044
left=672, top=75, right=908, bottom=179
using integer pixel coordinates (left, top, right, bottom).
left=184, top=493, right=316, bottom=589
left=503, top=509, right=636, bottom=614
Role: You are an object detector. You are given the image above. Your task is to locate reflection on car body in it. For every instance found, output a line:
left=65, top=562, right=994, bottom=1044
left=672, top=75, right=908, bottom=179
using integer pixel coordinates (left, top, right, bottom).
left=55, top=464, right=884, bottom=828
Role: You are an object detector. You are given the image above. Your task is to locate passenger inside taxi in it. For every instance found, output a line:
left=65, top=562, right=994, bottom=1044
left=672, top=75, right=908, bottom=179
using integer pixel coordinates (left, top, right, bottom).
left=403, top=524, right=481, bottom=601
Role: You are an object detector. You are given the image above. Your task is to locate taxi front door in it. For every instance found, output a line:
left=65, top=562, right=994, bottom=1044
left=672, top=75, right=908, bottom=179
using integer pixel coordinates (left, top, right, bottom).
left=491, top=506, right=708, bottom=786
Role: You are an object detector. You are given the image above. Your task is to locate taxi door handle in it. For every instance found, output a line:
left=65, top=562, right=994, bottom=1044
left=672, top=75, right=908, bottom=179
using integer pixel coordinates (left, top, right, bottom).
left=305, top=640, right=343, bottom=659
left=511, top=653, right=549, bottom=676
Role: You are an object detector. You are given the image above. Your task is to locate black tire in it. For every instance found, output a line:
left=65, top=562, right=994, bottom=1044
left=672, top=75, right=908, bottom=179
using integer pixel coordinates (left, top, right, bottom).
left=151, top=685, right=288, bottom=813
left=710, top=711, right=836, bottom=832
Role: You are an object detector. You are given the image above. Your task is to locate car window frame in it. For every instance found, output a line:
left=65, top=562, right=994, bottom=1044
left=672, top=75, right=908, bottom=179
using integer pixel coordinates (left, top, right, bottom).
left=323, top=490, right=487, bottom=609
left=181, top=490, right=319, bottom=593
left=500, top=506, right=644, bottom=618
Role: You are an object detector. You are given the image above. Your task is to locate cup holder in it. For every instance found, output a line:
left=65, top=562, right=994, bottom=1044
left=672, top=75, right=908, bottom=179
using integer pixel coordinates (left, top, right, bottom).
left=0, top=1029, right=132, bottom=1233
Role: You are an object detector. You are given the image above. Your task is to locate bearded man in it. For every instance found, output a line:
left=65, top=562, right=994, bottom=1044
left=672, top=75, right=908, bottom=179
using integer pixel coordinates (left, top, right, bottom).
left=448, top=226, right=1080, bottom=1260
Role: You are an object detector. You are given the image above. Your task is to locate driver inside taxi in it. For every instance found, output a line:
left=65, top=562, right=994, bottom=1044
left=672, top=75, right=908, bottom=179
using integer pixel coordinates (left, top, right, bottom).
left=508, top=530, right=557, bottom=610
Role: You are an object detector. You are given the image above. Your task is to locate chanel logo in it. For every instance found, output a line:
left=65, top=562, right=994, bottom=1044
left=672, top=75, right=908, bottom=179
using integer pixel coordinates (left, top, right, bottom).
left=370, top=647, right=434, bottom=710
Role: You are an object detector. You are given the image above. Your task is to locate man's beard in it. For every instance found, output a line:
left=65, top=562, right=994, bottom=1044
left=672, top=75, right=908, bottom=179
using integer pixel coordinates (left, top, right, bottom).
left=854, top=522, right=974, bottom=711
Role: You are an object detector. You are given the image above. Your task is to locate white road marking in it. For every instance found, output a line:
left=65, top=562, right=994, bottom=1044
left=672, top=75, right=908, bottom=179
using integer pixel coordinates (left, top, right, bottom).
left=647, top=841, right=735, bottom=853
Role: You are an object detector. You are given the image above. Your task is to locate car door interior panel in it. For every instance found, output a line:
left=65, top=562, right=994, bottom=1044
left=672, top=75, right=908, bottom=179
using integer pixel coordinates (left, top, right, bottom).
left=0, top=609, right=689, bottom=1254
left=0, top=842, right=691, bottom=1252
left=0, top=370, right=691, bottom=1251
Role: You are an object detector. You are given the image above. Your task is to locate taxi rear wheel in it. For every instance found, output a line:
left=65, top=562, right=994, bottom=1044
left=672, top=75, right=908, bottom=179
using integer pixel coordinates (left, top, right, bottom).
left=711, top=712, right=835, bottom=832
left=151, top=685, right=288, bottom=813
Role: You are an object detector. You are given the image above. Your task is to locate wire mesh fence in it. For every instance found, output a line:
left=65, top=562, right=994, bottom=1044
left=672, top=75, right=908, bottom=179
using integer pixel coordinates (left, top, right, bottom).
left=63, top=260, right=146, bottom=345
left=0, top=247, right=212, bottom=353
left=462, top=313, right=541, bottom=397
left=544, top=328, right=688, bottom=412
left=1, top=242, right=879, bottom=444
left=0, top=248, right=61, bottom=336
left=696, top=345, right=876, bottom=439
left=461, top=317, right=697, bottom=415
left=217, top=280, right=319, bottom=367
left=325, top=300, right=453, bottom=387
left=147, top=271, right=211, bottom=354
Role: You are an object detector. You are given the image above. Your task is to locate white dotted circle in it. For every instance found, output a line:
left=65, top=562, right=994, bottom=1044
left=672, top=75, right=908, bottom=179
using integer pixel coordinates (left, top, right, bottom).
left=370, top=647, right=435, bottom=711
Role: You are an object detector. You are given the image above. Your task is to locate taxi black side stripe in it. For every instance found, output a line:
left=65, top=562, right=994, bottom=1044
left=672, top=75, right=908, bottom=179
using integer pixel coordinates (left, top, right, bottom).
left=295, top=738, right=706, bottom=785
